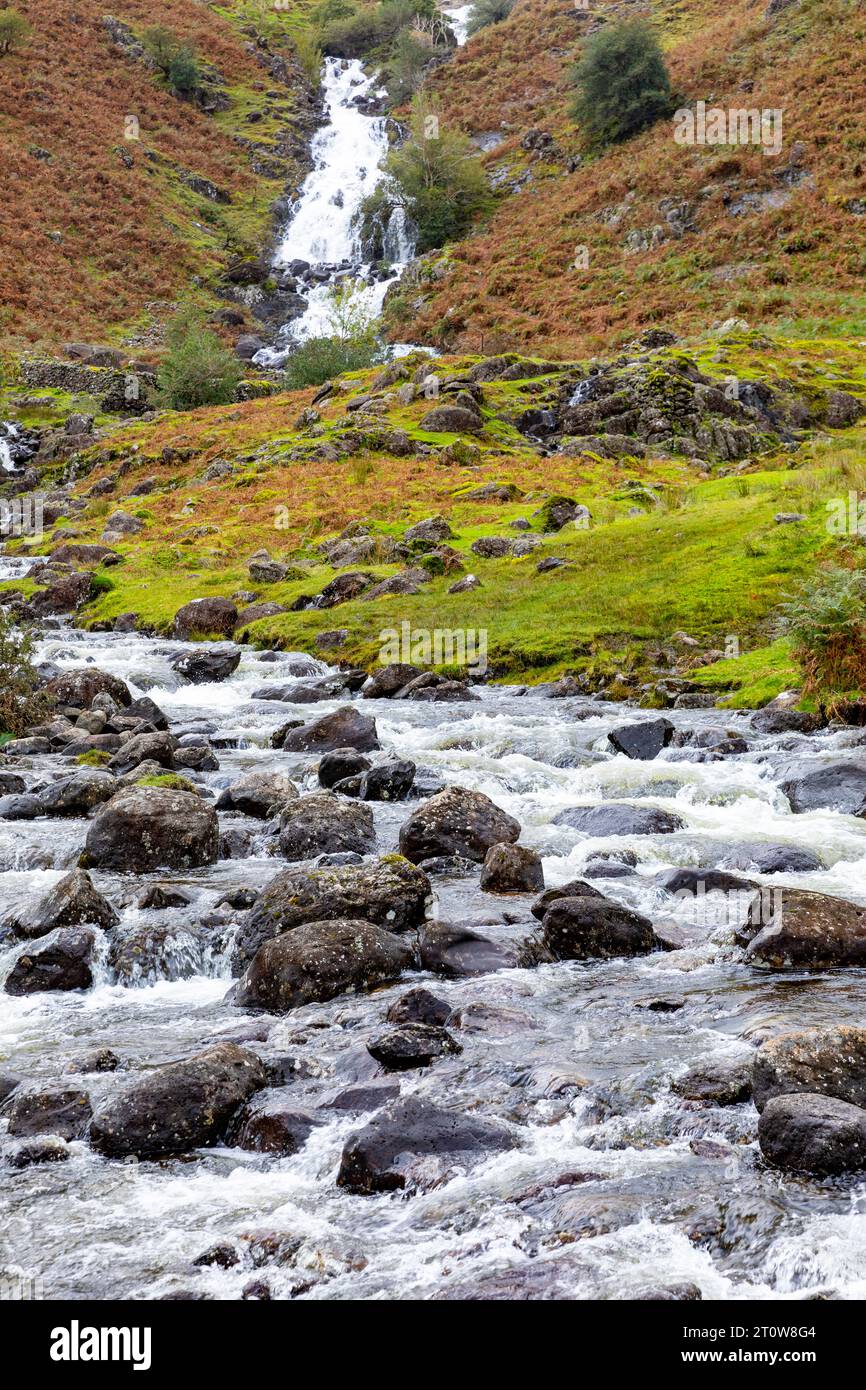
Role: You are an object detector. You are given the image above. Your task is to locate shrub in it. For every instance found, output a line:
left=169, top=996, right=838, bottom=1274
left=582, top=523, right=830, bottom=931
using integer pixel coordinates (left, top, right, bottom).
left=466, top=0, right=514, bottom=37
left=360, top=99, right=489, bottom=254
left=387, top=26, right=437, bottom=104
left=168, top=46, right=201, bottom=97
left=0, top=610, right=50, bottom=738
left=319, top=0, right=437, bottom=58
left=782, top=566, right=866, bottom=694
left=0, top=7, right=32, bottom=56
left=282, top=281, right=381, bottom=388
left=569, top=19, right=673, bottom=148
left=141, top=25, right=179, bottom=76
left=155, top=307, right=242, bottom=410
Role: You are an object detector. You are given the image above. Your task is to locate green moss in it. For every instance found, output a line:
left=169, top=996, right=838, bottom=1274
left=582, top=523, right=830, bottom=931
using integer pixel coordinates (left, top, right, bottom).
left=135, top=773, right=197, bottom=793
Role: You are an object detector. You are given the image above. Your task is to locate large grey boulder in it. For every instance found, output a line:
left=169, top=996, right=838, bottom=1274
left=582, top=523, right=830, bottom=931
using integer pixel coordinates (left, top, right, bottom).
left=84, top=786, right=219, bottom=872
left=7, top=869, right=118, bottom=939
left=277, top=792, right=375, bottom=860
left=398, top=786, right=521, bottom=864
left=234, top=919, right=414, bottom=1012
left=336, top=1097, right=517, bottom=1194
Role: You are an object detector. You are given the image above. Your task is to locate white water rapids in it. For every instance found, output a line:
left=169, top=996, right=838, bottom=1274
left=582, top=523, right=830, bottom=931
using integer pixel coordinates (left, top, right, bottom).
left=3, top=608, right=866, bottom=1299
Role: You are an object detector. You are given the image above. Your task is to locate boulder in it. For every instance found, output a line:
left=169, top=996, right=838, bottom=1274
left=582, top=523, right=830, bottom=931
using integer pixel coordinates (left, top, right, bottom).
left=418, top=406, right=483, bottom=434
left=280, top=705, right=379, bottom=753
left=656, top=867, right=754, bottom=896
left=480, top=842, right=544, bottom=894
left=170, top=645, right=241, bottom=684
left=404, top=516, right=454, bottom=543
left=363, top=663, right=423, bottom=699
left=172, top=597, right=237, bottom=640
left=315, top=571, right=376, bottom=607
left=358, top=760, right=415, bottom=802
left=781, top=759, right=866, bottom=816
left=231, top=1093, right=318, bottom=1154
left=398, top=786, right=521, bottom=864
left=8, top=869, right=118, bottom=939
left=318, top=749, right=372, bottom=788
left=471, top=536, right=512, bottom=559
left=84, top=786, right=219, bottom=872
left=37, top=770, right=118, bottom=816
left=108, top=731, right=176, bottom=775
left=278, top=792, right=375, bottom=860
left=5, top=1086, right=93, bottom=1141
left=719, top=843, right=821, bottom=874
left=553, top=803, right=684, bottom=836
left=531, top=881, right=606, bottom=919
left=418, top=921, right=519, bottom=977
left=232, top=856, right=430, bottom=972
left=216, top=771, right=299, bottom=817
left=234, top=919, right=414, bottom=1012
left=758, top=1093, right=866, bottom=1176
left=386, top=987, right=452, bottom=1027
left=752, top=708, right=823, bottom=735
left=5, top=927, right=96, bottom=994
left=89, top=1044, right=268, bottom=1159
left=336, top=1097, right=516, bottom=1194
left=45, top=667, right=131, bottom=710
left=540, top=896, right=656, bottom=960
left=608, top=718, right=675, bottom=760
left=671, top=1059, right=753, bottom=1105
left=752, top=1025, right=866, bottom=1112
left=367, top=1023, right=461, bottom=1071
left=125, top=695, right=168, bottom=730
left=744, top=889, right=866, bottom=968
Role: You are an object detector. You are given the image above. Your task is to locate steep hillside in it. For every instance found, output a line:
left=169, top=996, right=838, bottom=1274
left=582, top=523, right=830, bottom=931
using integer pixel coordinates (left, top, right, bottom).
left=386, top=0, right=866, bottom=354
left=0, top=0, right=317, bottom=351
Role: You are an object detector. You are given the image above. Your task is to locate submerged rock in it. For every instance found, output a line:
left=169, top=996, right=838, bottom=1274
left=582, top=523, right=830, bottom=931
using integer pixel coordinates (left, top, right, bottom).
left=418, top=921, right=519, bottom=977
left=366, top=1023, right=462, bottom=1071
left=5, top=1086, right=93, bottom=1140
left=540, top=896, right=656, bottom=961
left=336, top=1097, right=517, bottom=1194
left=553, top=803, right=684, bottom=836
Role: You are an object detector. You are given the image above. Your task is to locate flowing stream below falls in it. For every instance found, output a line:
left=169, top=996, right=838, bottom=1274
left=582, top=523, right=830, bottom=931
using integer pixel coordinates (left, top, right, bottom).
left=3, top=587, right=866, bottom=1299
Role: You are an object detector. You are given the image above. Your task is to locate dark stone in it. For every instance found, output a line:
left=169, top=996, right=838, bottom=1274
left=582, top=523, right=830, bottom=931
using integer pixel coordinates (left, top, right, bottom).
left=84, top=786, right=219, bottom=872
left=5, top=1086, right=92, bottom=1140
left=720, top=843, right=821, bottom=874
left=418, top=921, right=519, bottom=977
left=280, top=705, right=379, bottom=754
left=318, top=749, right=372, bottom=788
left=358, top=760, right=416, bottom=802
left=216, top=771, right=299, bottom=817
left=386, top=988, right=451, bottom=1027
left=541, top=896, right=656, bottom=960
left=234, top=919, right=414, bottom=1012
left=672, top=1059, right=753, bottom=1105
left=278, top=792, right=375, bottom=860
left=744, top=889, right=866, bottom=969
left=363, top=663, right=423, bottom=698
left=758, top=1092, right=866, bottom=1176
left=8, top=868, right=118, bottom=938
left=530, top=881, right=606, bottom=920
left=608, top=718, right=675, bottom=760
left=172, top=597, right=237, bottom=639
left=399, top=786, right=521, bottom=865
left=37, top=770, right=119, bottom=817
left=231, top=1093, right=318, bottom=1154
left=752, top=1025, right=866, bottom=1111
left=781, top=759, right=866, bottom=816
left=5, top=927, right=96, bottom=994
left=553, top=803, right=684, bottom=836
left=170, top=646, right=241, bottom=684
left=480, top=842, right=544, bottom=893
left=336, top=1097, right=517, bottom=1194
left=89, top=1044, right=268, bottom=1158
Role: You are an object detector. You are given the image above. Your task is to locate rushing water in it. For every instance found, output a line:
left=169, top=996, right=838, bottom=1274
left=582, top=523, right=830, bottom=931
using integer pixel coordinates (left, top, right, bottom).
left=3, top=608, right=866, bottom=1300
left=256, top=12, right=470, bottom=365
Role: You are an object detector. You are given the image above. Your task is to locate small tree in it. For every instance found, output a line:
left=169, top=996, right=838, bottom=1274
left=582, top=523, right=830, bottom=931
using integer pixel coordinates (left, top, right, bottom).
left=466, top=0, right=514, bottom=37
left=361, top=98, right=490, bottom=253
left=387, top=26, right=437, bottom=105
left=168, top=45, right=201, bottom=96
left=569, top=19, right=673, bottom=148
left=141, top=25, right=179, bottom=76
left=0, top=8, right=32, bottom=55
left=782, top=566, right=866, bottom=695
left=282, top=281, right=381, bottom=388
left=156, top=307, right=242, bottom=410
left=0, top=611, right=49, bottom=739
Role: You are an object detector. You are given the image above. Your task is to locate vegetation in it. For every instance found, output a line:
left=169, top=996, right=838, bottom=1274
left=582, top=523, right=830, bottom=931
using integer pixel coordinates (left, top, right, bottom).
left=282, top=281, right=382, bottom=388
left=0, top=610, right=49, bottom=738
left=155, top=307, right=243, bottom=410
left=318, top=0, right=439, bottom=59
left=466, top=0, right=514, bottom=38
left=781, top=565, right=866, bottom=696
left=361, top=99, right=489, bottom=254
left=569, top=20, right=673, bottom=149
left=0, top=7, right=30, bottom=55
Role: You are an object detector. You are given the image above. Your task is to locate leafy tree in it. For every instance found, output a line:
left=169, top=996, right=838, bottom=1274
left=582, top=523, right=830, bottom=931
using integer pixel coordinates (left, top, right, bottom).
left=0, top=7, right=32, bottom=56
left=569, top=19, right=673, bottom=148
left=141, top=25, right=179, bottom=76
left=155, top=307, right=242, bottom=410
left=0, top=611, right=49, bottom=739
left=168, top=46, right=201, bottom=96
left=387, top=26, right=437, bottom=104
left=360, top=98, right=489, bottom=254
left=466, top=0, right=514, bottom=37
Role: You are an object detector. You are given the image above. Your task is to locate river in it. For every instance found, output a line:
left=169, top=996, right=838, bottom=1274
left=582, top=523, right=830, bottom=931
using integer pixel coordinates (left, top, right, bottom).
left=2, top=588, right=866, bottom=1299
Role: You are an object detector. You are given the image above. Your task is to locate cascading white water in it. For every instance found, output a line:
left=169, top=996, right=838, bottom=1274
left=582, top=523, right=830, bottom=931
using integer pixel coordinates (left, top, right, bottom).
left=0, top=423, right=20, bottom=473
left=256, top=12, right=471, bottom=365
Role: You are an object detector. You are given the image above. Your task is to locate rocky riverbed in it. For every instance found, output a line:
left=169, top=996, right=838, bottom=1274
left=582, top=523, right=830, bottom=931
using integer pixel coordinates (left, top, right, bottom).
left=3, top=614, right=866, bottom=1301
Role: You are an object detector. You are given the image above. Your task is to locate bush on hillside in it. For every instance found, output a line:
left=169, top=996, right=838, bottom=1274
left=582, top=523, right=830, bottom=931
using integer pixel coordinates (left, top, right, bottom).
left=319, top=0, right=437, bottom=58
left=168, top=46, right=201, bottom=97
left=0, top=7, right=31, bottom=56
left=282, top=281, right=381, bottom=388
left=569, top=19, right=673, bottom=148
left=386, top=26, right=439, bottom=104
left=142, top=25, right=201, bottom=95
left=155, top=308, right=242, bottom=410
left=0, top=612, right=49, bottom=739
left=141, top=25, right=180, bottom=75
left=782, top=566, right=866, bottom=695
left=466, top=0, right=514, bottom=37
left=359, top=99, right=489, bottom=255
